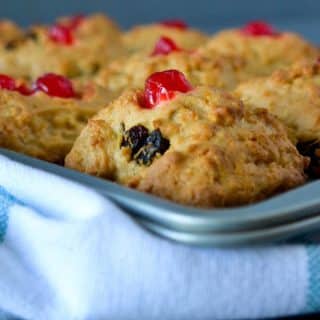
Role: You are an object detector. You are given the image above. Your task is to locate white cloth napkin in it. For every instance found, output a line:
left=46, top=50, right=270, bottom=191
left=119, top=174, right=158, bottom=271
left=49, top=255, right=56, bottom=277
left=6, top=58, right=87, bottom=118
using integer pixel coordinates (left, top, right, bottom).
left=0, top=153, right=318, bottom=320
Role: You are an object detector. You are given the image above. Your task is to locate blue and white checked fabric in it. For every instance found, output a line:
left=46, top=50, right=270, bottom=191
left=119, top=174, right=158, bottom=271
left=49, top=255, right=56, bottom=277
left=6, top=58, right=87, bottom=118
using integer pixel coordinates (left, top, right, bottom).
left=0, top=153, right=319, bottom=320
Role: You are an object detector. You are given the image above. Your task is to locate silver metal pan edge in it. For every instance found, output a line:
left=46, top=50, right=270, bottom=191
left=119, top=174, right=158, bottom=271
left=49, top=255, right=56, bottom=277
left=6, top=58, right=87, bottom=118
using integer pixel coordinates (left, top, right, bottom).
left=1, top=148, right=320, bottom=235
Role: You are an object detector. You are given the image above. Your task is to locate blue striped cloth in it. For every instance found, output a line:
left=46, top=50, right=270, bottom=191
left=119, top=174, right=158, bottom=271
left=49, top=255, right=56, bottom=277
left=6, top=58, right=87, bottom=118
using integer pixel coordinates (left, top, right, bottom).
left=0, top=153, right=320, bottom=320
left=0, top=187, right=12, bottom=243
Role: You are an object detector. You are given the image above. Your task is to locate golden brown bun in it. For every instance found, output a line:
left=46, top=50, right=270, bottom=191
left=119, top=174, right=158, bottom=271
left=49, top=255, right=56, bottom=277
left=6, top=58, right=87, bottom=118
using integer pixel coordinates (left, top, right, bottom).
left=235, top=59, right=320, bottom=143
left=0, top=14, right=124, bottom=80
left=96, top=50, right=248, bottom=97
left=0, top=82, right=112, bottom=163
left=123, top=24, right=208, bottom=55
left=202, top=29, right=318, bottom=77
left=0, top=20, right=23, bottom=44
left=66, top=86, right=306, bottom=207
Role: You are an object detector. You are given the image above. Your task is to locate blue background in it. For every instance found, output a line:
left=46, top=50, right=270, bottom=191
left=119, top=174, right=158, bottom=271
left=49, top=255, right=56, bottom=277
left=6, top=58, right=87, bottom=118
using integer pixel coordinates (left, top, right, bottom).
left=1, top=0, right=319, bottom=42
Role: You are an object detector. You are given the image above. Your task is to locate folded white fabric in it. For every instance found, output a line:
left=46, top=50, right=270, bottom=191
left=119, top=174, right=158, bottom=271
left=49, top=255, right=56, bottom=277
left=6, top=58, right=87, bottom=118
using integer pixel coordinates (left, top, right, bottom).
left=0, top=154, right=319, bottom=320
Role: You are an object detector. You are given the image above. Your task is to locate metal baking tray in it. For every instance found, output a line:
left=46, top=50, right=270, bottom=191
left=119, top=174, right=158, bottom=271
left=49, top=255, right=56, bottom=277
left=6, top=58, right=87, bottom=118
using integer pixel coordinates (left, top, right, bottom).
left=1, top=148, right=320, bottom=246
left=138, top=215, right=320, bottom=246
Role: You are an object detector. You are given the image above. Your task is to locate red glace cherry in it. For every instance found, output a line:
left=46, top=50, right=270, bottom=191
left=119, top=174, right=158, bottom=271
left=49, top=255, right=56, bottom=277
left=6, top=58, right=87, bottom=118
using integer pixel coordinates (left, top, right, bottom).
left=0, top=74, right=16, bottom=91
left=16, top=84, right=35, bottom=96
left=151, top=36, right=181, bottom=56
left=159, top=20, right=188, bottom=30
left=142, top=70, right=193, bottom=108
left=240, top=21, right=280, bottom=37
left=0, top=74, right=34, bottom=95
left=66, top=14, right=85, bottom=30
left=48, top=24, right=74, bottom=45
left=48, top=14, right=85, bottom=45
left=0, top=73, right=75, bottom=98
left=35, top=73, right=76, bottom=98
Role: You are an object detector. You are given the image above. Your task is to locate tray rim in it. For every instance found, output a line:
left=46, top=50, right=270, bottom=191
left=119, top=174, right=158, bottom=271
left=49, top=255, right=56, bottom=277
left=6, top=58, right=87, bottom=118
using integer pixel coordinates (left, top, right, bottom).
left=1, top=148, right=320, bottom=234
left=138, top=213, right=320, bottom=246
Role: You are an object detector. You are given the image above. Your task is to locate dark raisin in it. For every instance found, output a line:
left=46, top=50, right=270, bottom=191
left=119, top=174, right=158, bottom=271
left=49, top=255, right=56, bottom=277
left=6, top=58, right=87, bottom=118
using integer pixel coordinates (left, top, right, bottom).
left=134, top=144, right=159, bottom=165
left=146, top=129, right=170, bottom=155
left=134, top=129, right=170, bottom=166
left=121, top=126, right=170, bottom=166
left=297, top=140, right=320, bottom=178
left=121, top=125, right=149, bottom=155
left=90, top=62, right=101, bottom=75
left=5, top=30, right=38, bottom=50
left=5, top=38, right=21, bottom=50
left=24, top=30, right=38, bottom=41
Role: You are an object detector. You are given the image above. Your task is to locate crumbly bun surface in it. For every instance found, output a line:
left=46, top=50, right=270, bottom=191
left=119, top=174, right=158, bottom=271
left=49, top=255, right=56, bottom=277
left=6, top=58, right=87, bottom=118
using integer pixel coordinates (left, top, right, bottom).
left=0, top=83, right=112, bottom=163
left=123, top=24, right=208, bottom=55
left=202, top=30, right=319, bottom=77
left=0, top=14, right=124, bottom=80
left=235, top=59, right=320, bottom=143
left=66, top=87, right=306, bottom=207
left=0, top=20, right=23, bottom=44
left=96, top=50, right=248, bottom=96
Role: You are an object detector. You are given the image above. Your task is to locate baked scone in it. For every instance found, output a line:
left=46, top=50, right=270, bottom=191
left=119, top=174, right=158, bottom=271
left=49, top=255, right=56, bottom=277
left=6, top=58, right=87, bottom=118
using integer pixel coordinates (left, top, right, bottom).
left=0, top=73, right=112, bottom=163
left=123, top=20, right=208, bottom=55
left=235, top=59, right=320, bottom=143
left=0, top=14, right=123, bottom=80
left=0, top=20, right=23, bottom=44
left=96, top=37, right=248, bottom=96
left=66, top=70, right=306, bottom=207
left=235, top=59, right=320, bottom=178
left=202, top=21, right=318, bottom=77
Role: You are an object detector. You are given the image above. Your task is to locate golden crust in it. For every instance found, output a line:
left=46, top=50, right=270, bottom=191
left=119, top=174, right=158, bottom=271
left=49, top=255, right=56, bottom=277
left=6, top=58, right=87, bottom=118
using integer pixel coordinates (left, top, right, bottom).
left=0, top=14, right=124, bottom=80
left=0, top=82, right=112, bottom=163
left=96, top=50, right=248, bottom=96
left=123, top=24, right=208, bottom=55
left=235, top=59, right=320, bottom=142
left=65, top=87, right=306, bottom=207
left=0, top=20, right=23, bottom=43
left=202, top=30, right=319, bottom=77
